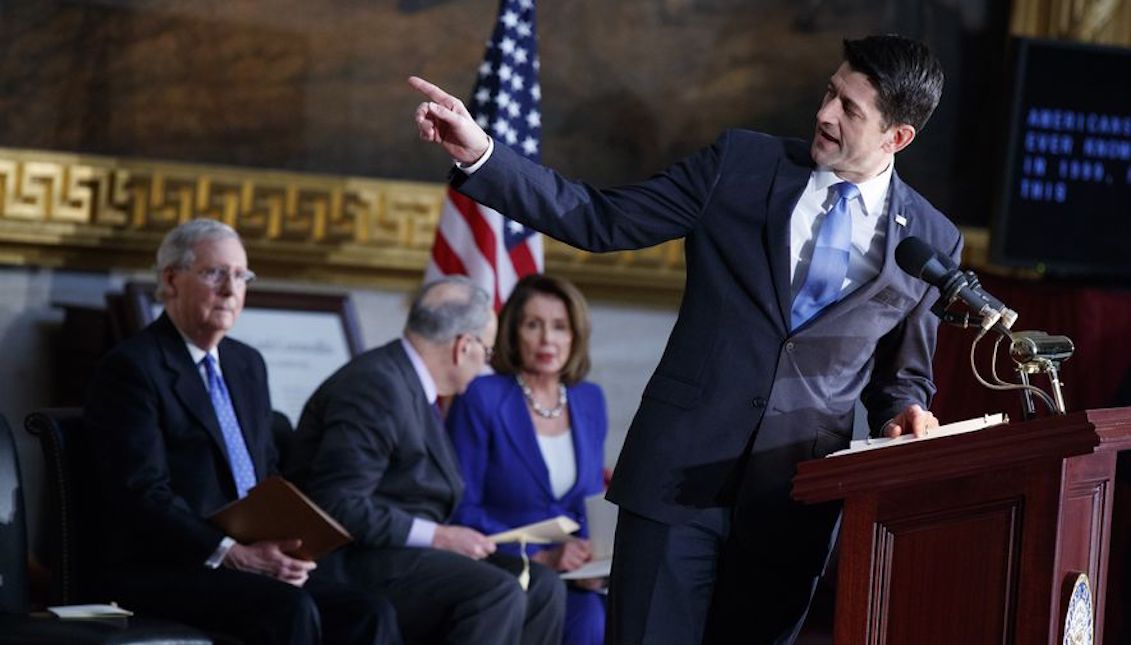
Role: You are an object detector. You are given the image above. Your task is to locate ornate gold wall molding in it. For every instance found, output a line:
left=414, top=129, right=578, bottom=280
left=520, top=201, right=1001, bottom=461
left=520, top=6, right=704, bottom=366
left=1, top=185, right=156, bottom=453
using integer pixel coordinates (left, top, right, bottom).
left=1011, top=0, right=1131, bottom=45
left=0, top=147, right=686, bottom=302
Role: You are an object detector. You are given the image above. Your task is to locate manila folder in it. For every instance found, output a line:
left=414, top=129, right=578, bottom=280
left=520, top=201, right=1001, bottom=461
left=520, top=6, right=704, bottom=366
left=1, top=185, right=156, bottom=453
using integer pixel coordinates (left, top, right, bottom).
left=488, top=515, right=580, bottom=544
left=208, top=476, right=352, bottom=561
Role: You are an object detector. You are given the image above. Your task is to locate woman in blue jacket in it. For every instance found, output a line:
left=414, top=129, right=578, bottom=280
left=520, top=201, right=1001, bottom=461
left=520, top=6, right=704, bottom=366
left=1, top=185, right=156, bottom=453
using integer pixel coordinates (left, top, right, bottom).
left=448, top=274, right=608, bottom=645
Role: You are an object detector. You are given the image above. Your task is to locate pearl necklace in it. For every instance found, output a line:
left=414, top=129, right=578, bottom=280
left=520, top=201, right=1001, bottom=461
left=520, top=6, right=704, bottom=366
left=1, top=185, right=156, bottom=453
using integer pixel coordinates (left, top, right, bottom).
left=516, top=374, right=568, bottom=419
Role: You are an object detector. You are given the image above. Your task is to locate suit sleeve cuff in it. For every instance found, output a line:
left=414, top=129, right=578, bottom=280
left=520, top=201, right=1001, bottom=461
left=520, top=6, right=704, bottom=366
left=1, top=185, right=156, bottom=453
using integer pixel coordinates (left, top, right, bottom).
left=205, top=536, right=236, bottom=569
left=406, top=518, right=438, bottom=548
left=877, top=418, right=896, bottom=438
left=454, top=137, right=494, bottom=174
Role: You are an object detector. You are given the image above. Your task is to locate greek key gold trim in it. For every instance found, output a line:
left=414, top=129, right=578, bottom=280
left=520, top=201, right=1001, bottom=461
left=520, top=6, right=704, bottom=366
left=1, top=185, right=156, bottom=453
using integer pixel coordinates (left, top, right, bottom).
left=0, top=147, right=686, bottom=302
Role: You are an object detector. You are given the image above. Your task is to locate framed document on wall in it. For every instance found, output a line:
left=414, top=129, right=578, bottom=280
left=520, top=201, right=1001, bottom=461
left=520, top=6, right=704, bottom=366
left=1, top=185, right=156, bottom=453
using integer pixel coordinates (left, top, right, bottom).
left=116, top=282, right=363, bottom=426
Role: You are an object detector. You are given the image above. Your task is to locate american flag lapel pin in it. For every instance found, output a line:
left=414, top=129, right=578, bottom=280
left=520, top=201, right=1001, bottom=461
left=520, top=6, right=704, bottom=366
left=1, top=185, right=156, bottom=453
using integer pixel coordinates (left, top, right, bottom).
left=894, top=214, right=908, bottom=227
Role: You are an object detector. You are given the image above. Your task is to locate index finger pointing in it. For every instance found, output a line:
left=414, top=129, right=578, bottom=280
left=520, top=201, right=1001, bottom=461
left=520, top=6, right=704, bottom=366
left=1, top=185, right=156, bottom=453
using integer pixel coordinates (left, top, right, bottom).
left=408, top=76, right=456, bottom=105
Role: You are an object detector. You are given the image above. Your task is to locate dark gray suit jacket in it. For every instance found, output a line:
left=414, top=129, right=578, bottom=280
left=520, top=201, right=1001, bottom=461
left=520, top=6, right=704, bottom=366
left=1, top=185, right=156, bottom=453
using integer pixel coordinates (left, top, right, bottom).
left=454, top=130, right=963, bottom=527
left=286, top=340, right=464, bottom=548
left=286, top=343, right=564, bottom=645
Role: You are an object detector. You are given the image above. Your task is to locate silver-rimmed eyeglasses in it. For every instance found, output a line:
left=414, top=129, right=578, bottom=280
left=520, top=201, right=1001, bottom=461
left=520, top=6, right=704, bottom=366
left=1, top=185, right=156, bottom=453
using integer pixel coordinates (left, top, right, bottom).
left=463, top=334, right=495, bottom=362
left=191, top=266, right=257, bottom=289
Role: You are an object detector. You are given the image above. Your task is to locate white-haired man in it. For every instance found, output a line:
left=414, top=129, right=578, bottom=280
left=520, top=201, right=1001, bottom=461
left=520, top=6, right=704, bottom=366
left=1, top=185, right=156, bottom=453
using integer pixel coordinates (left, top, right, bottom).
left=85, top=218, right=400, bottom=645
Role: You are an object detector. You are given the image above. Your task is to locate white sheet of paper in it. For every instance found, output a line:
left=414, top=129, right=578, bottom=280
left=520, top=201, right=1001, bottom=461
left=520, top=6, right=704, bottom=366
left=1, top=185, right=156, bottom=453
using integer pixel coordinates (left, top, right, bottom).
left=560, top=492, right=617, bottom=580
left=828, top=413, right=1008, bottom=457
left=48, top=604, right=134, bottom=619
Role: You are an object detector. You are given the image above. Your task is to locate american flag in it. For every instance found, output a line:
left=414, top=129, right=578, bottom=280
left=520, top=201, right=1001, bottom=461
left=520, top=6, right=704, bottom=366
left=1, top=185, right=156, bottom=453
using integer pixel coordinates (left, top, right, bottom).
left=425, top=0, right=543, bottom=310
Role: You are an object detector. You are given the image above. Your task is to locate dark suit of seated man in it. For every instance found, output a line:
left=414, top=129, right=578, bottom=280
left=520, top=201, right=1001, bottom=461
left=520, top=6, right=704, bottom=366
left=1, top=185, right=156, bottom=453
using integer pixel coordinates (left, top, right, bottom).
left=84, top=218, right=401, bottom=645
left=285, top=277, right=566, bottom=645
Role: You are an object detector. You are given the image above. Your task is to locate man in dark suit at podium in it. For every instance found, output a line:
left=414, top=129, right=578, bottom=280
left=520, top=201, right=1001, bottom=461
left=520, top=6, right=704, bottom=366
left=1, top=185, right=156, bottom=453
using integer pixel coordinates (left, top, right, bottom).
left=85, top=218, right=399, bottom=645
left=411, top=34, right=962, bottom=644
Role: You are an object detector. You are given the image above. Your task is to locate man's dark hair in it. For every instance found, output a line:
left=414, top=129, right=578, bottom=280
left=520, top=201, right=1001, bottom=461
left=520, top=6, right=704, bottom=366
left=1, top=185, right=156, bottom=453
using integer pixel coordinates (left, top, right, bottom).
left=843, top=34, right=944, bottom=132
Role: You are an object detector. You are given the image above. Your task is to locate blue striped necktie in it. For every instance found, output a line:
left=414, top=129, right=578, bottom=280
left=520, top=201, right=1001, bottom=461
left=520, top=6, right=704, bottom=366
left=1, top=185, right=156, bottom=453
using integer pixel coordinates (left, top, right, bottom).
left=791, top=181, right=859, bottom=329
left=202, top=355, right=257, bottom=498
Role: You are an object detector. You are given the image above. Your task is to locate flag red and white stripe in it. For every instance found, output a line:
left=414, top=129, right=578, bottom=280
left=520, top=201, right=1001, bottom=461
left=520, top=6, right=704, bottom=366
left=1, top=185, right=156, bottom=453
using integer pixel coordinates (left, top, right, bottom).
left=425, top=0, right=543, bottom=310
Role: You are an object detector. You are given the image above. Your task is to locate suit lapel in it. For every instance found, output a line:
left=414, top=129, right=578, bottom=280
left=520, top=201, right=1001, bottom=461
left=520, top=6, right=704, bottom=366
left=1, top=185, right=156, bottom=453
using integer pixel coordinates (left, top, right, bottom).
left=803, top=172, right=917, bottom=325
left=499, top=383, right=555, bottom=499
left=564, top=386, right=594, bottom=500
left=426, top=403, right=463, bottom=497
left=765, top=146, right=815, bottom=331
left=878, top=173, right=916, bottom=282
left=388, top=344, right=464, bottom=498
left=154, top=315, right=232, bottom=466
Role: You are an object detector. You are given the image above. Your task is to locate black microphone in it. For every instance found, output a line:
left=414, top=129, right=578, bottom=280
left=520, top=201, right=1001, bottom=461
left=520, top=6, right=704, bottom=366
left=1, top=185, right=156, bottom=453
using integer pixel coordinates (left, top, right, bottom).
left=894, top=236, right=1018, bottom=333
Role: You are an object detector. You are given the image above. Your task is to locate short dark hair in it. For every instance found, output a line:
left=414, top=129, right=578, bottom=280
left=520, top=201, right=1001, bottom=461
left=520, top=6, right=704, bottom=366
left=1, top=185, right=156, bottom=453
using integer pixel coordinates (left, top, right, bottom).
left=492, top=274, right=591, bottom=385
left=843, top=34, right=944, bottom=132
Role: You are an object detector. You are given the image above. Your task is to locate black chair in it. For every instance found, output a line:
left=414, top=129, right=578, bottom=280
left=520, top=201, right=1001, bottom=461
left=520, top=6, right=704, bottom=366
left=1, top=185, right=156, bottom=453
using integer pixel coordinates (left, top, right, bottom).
left=0, top=414, right=31, bottom=617
left=24, top=408, right=99, bottom=606
left=15, top=409, right=212, bottom=644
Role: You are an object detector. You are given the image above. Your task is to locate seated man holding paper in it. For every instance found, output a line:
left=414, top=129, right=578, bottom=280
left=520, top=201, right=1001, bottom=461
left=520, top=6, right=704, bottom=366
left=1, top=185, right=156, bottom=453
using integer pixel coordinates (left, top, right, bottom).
left=84, top=218, right=399, bottom=645
left=285, top=276, right=566, bottom=645
left=447, top=274, right=609, bottom=645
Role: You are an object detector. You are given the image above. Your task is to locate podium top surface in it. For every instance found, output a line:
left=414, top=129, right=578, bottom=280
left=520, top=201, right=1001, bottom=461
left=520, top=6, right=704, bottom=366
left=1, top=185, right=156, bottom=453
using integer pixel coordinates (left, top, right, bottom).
left=792, top=407, right=1131, bottom=504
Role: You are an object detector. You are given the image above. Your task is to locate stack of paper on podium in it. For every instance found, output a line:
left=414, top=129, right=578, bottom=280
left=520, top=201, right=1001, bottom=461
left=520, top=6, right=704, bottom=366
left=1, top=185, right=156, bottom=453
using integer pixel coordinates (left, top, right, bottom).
left=208, top=476, right=352, bottom=561
left=827, top=413, right=1009, bottom=457
left=48, top=604, right=134, bottom=619
left=488, top=515, right=580, bottom=544
left=561, top=493, right=617, bottom=580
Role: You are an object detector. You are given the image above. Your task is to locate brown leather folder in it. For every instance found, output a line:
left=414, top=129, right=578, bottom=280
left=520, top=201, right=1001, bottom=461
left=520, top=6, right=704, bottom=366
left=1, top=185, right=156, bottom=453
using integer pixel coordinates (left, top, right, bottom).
left=208, top=476, right=352, bottom=561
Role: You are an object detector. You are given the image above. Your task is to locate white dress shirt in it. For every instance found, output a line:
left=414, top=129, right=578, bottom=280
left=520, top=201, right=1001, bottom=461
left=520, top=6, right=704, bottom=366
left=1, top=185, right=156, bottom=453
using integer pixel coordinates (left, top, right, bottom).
left=535, top=430, right=577, bottom=499
left=788, top=164, right=894, bottom=302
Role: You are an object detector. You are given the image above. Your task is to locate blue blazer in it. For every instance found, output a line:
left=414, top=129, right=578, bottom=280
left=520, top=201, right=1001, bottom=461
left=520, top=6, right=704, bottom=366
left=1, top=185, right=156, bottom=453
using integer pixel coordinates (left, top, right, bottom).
left=447, top=374, right=607, bottom=552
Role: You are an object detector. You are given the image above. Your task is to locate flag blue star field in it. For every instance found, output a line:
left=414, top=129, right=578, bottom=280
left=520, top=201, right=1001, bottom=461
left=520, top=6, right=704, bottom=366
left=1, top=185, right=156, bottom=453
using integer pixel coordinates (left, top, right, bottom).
left=425, top=0, right=543, bottom=310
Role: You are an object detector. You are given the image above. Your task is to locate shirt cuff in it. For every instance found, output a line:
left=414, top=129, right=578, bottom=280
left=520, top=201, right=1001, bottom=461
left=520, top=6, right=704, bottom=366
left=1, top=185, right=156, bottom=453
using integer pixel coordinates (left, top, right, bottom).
left=406, top=518, right=438, bottom=548
left=205, top=536, right=236, bottom=569
left=454, top=137, right=495, bottom=174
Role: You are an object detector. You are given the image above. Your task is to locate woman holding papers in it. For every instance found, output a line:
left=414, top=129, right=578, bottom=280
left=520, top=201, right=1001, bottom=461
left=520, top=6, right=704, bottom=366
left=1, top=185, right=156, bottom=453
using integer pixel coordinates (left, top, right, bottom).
left=448, top=274, right=608, bottom=645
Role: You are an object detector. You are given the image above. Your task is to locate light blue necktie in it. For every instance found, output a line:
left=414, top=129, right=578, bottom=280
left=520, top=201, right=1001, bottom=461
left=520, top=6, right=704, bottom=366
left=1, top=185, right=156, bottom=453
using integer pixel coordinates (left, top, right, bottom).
left=202, top=355, right=257, bottom=498
left=791, top=181, right=859, bottom=330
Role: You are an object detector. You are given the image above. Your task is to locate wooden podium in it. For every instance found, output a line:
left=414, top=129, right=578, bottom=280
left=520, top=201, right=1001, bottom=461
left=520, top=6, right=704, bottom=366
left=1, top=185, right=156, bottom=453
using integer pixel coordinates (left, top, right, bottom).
left=793, top=408, right=1131, bottom=644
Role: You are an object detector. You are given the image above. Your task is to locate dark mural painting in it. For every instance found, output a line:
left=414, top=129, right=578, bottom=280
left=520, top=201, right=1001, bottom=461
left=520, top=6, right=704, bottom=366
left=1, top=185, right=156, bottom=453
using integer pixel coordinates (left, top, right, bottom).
left=0, top=0, right=1008, bottom=225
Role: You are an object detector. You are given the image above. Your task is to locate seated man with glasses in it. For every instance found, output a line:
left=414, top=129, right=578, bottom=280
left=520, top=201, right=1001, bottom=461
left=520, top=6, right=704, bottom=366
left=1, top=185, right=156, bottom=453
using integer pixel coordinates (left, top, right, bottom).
left=84, top=218, right=400, bottom=645
left=285, top=276, right=566, bottom=645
